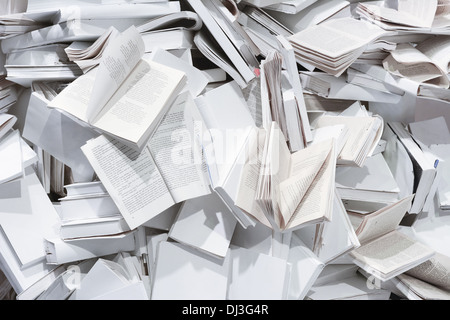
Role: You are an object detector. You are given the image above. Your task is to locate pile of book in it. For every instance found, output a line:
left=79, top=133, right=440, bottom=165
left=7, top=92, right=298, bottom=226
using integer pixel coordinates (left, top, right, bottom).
left=0, top=0, right=450, bottom=302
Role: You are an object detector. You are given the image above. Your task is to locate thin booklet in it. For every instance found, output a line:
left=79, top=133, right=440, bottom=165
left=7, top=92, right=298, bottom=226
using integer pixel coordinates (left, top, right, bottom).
left=48, top=25, right=187, bottom=151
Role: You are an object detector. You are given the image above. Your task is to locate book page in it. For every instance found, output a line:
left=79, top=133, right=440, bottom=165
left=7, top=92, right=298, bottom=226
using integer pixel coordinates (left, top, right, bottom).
left=356, top=195, right=414, bottom=244
left=91, top=58, right=186, bottom=148
left=148, top=91, right=210, bottom=204
left=405, top=252, right=450, bottom=289
left=87, top=25, right=145, bottom=121
left=277, top=138, right=333, bottom=227
left=81, top=135, right=175, bottom=230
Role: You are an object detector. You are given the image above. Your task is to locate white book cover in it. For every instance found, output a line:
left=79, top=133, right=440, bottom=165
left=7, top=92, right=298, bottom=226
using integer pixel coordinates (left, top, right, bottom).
left=227, top=245, right=291, bottom=300
left=59, top=216, right=131, bottom=240
left=151, top=241, right=230, bottom=300
left=335, top=153, right=400, bottom=202
left=168, top=192, right=237, bottom=259
left=295, top=189, right=360, bottom=264
left=0, top=233, right=58, bottom=295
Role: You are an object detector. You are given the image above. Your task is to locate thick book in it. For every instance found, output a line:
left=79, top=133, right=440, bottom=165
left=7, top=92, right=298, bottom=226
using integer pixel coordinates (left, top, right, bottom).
left=58, top=193, right=121, bottom=222
left=48, top=25, right=187, bottom=151
left=140, top=28, right=195, bottom=53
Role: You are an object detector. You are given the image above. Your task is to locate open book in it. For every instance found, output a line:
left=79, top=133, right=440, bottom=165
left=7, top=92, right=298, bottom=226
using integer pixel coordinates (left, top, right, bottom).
left=288, top=17, right=386, bottom=76
left=48, top=25, right=187, bottom=151
left=386, top=252, right=450, bottom=300
left=349, top=195, right=435, bottom=281
left=356, top=0, right=438, bottom=30
left=185, top=0, right=256, bottom=88
left=81, top=91, right=211, bottom=230
left=237, top=121, right=336, bottom=232
left=314, top=113, right=384, bottom=167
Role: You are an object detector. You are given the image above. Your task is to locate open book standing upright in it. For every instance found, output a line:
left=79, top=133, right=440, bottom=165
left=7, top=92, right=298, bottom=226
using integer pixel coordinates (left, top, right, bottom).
left=48, top=25, right=187, bottom=151
left=236, top=121, right=337, bottom=232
